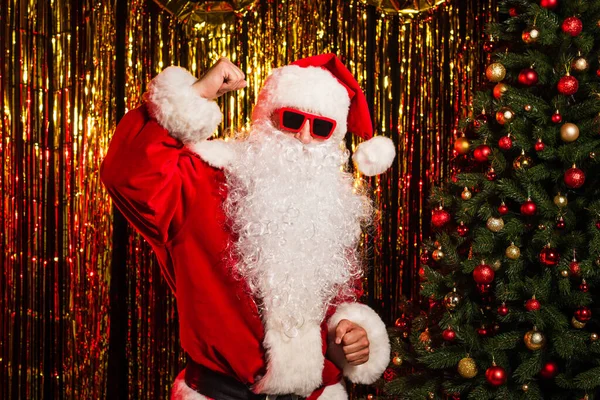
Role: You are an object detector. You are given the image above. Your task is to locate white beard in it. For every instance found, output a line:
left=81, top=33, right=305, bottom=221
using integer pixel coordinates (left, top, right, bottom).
left=223, top=124, right=372, bottom=337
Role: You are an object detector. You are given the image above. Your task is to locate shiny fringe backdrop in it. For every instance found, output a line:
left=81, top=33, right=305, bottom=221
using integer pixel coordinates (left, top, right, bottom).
left=0, top=0, right=496, bottom=398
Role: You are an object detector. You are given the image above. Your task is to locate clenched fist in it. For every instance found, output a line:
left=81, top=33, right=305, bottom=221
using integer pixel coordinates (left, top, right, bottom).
left=192, top=57, right=247, bottom=99
left=333, top=319, right=370, bottom=366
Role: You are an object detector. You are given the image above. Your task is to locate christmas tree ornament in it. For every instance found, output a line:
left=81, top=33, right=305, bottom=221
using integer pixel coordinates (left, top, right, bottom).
left=473, top=113, right=488, bottom=129
left=392, top=355, right=403, bottom=366
left=569, top=260, right=580, bottom=276
left=473, top=144, right=492, bottom=162
left=498, top=303, right=509, bottom=316
left=498, top=202, right=508, bottom=215
left=427, top=392, right=434, bottom=400
left=591, top=333, right=598, bottom=342
left=461, top=187, right=472, bottom=200
left=525, top=296, right=541, bottom=311
left=383, top=368, right=396, bottom=382
left=419, top=329, right=432, bottom=343
left=560, top=122, right=580, bottom=142
left=457, top=222, right=469, bottom=237
left=540, top=0, right=558, bottom=9
left=420, top=250, right=430, bottom=265
left=493, top=83, right=508, bottom=99
left=486, top=217, right=504, bottom=232
left=561, top=269, right=570, bottom=278
left=483, top=40, right=496, bottom=53
left=597, top=68, right=600, bottom=78
left=458, top=357, right=478, bottom=378
left=473, top=262, right=495, bottom=284
left=555, top=216, right=565, bottom=230
left=524, top=328, right=546, bottom=350
left=572, top=56, right=589, bottom=72
left=444, top=289, right=462, bottom=311
left=553, top=193, right=568, bottom=208
left=562, top=16, right=583, bottom=37
left=442, top=327, right=456, bottom=342
left=564, top=165, right=585, bottom=189
left=521, top=199, right=537, bottom=216
left=486, top=62, right=506, bottom=82
left=557, top=75, right=579, bottom=96
left=477, top=325, right=490, bottom=337
left=538, top=224, right=547, bottom=231
left=508, top=7, right=518, bottom=17
left=486, top=167, right=497, bottom=181
left=539, top=361, right=559, bottom=379
left=454, top=136, right=470, bottom=155
left=574, top=306, right=592, bottom=322
left=572, top=317, right=587, bottom=329
left=590, top=152, right=596, bottom=159
left=513, top=152, right=532, bottom=170
left=539, top=246, right=560, bottom=266
left=395, top=314, right=410, bottom=330
left=506, top=243, right=521, bottom=259
left=522, top=384, right=529, bottom=392
left=418, top=266, right=426, bottom=280
left=535, top=138, right=545, bottom=152
left=485, top=364, right=507, bottom=386
left=367, top=395, right=374, bottom=400
left=552, top=110, right=563, bottom=124
left=522, top=27, right=540, bottom=44
left=432, top=248, right=445, bottom=261
left=498, top=135, right=513, bottom=150
left=491, top=259, right=502, bottom=271
left=524, top=104, right=533, bottom=112
left=580, top=279, right=589, bottom=293
left=596, top=221, right=600, bottom=230
left=432, top=207, right=451, bottom=227
left=496, top=107, right=515, bottom=125
left=476, top=283, right=492, bottom=294
left=518, top=68, right=539, bottom=86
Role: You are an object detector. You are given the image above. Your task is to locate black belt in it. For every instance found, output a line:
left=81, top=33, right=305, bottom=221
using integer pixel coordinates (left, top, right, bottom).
left=184, top=359, right=304, bottom=400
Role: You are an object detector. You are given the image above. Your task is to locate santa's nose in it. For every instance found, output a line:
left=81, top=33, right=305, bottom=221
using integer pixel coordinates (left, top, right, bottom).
left=294, top=120, right=312, bottom=144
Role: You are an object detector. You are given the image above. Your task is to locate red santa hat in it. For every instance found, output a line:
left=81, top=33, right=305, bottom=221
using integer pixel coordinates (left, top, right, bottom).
left=251, top=53, right=395, bottom=176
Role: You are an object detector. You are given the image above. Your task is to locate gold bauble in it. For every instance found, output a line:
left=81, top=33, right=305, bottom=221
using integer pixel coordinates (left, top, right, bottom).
left=486, top=217, right=504, bottom=232
left=560, top=123, right=580, bottom=142
left=419, top=330, right=432, bottom=343
left=561, top=269, right=570, bottom=278
left=513, top=153, right=533, bottom=170
left=432, top=248, right=445, bottom=261
left=454, top=137, right=470, bottom=155
left=493, top=83, right=509, bottom=99
left=392, top=356, right=403, bottom=366
left=496, top=106, right=515, bottom=125
left=522, top=384, right=529, bottom=392
left=572, top=57, right=589, bottom=72
left=457, top=357, right=478, bottom=378
left=572, top=316, right=586, bottom=329
left=554, top=194, right=568, bottom=208
left=524, top=329, right=546, bottom=350
left=444, top=290, right=462, bottom=311
left=367, top=395, right=374, bottom=400
left=428, top=392, right=435, bottom=400
left=590, top=152, right=596, bottom=159
left=491, top=259, right=502, bottom=271
left=591, top=333, right=599, bottom=342
left=461, top=187, right=472, bottom=200
left=505, top=243, right=521, bottom=260
left=486, top=62, right=506, bottom=82
left=524, top=104, right=533, bottom=112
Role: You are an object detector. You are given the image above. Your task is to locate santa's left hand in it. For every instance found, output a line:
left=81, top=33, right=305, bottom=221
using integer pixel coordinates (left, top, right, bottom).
left=334, top=319, right=370, bottom=366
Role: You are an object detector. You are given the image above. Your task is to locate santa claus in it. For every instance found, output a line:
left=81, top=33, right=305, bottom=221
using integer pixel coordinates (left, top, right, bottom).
left=101, top=54, right=395, bottom=400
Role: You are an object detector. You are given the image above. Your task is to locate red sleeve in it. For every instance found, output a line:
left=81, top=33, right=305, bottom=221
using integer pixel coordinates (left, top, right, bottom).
left=101, top=105, right=197, bottom=244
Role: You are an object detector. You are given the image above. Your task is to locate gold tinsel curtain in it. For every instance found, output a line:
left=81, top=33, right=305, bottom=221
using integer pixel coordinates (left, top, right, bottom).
left=0, top=0, right=495, bottom=398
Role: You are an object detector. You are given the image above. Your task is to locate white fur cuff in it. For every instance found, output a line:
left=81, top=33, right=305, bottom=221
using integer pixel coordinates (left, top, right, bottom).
left=327, top=303, right=390, bottom=384
left=187, top=139, right=236, bottom=169
left=352, top=136, right=396, bottom=176
left=171, top=370, right=208, bottom=400
left=144, top=66, right=223, bottom=144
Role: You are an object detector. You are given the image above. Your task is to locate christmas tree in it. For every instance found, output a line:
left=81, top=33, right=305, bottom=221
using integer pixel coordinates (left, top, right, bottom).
left=383, top=1, right=600, bottom=399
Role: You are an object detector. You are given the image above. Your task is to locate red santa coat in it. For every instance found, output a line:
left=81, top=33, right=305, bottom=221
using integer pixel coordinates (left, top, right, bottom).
left=101, top=66, right=390, bottom=400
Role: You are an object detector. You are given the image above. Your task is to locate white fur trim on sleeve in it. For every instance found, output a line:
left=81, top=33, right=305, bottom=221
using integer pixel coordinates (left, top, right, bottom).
left=144, top=66, right=223, bottom=144
left=187, top=139, right=237, bottom=169
left=352, top=136, right=396, bottom=176
left=317, top=381, right=347, bottom=400
left=327, top=302, right=390, bottom=384
left=171, top=370, right=208, bottom=400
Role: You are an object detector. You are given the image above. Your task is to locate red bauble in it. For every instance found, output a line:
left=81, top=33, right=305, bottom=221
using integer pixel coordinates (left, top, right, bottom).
left=420, top=251, right=431, bottom=265
left=569, top=261, right=580, bottom=276
left=485, top=365, right=507, bottom=386
left=498, top=203, right=509, bottom=215
left=457, top=223, right=469, bottom=237
left=383, top=368, right=396, bottom=382
left=498, top=303, right=509, bottom=316
left=520, top=199, right=537, bottom=216
left=574, top=306, right=592, bottom=322
left=597, top=69, right=600, bottom=78
left=473, top=114, right=488, bottom=129
left=558, top=75, right=579, bottom=96
left=483, top=41, right=496, bottom=53
left=556, top=217, right=565, bottom=230
left=518, top=68, right=539, bottom=86
left=562, top=16, right=583, bottom=37
left=473, top=263, right=495, bottom=284
left=498, top=136, right=513, bottom=150
left=596, top=221, right=600, bottom=230
left=564, top=166, right=585, bottom=189
left=535, top=139, right=545, bottom=152
left=473, top=144, right=492, bottom=162
left=478, top=326, right=490, bottom=337
left=552, top=111, right=563, bottom=124
left=418, top=266, right=426, bottom=280
left=525, top=297, right=541, bottom=311
left=509, top=7, right=518, bottom=17
left=540, top=0, right=558, bottom=9
left=539, top=247, right=560, bottom=266
left=442, top=327, right=456, bottom=341
left=540, top=361, right=559, bottom=379
left=580, top=281, right=589, bottom=292
left=432, top=208, right=451, bottom=227
left=395, top=315, right=410, bottom=330
left=486, top=168, right=497, bottom=181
